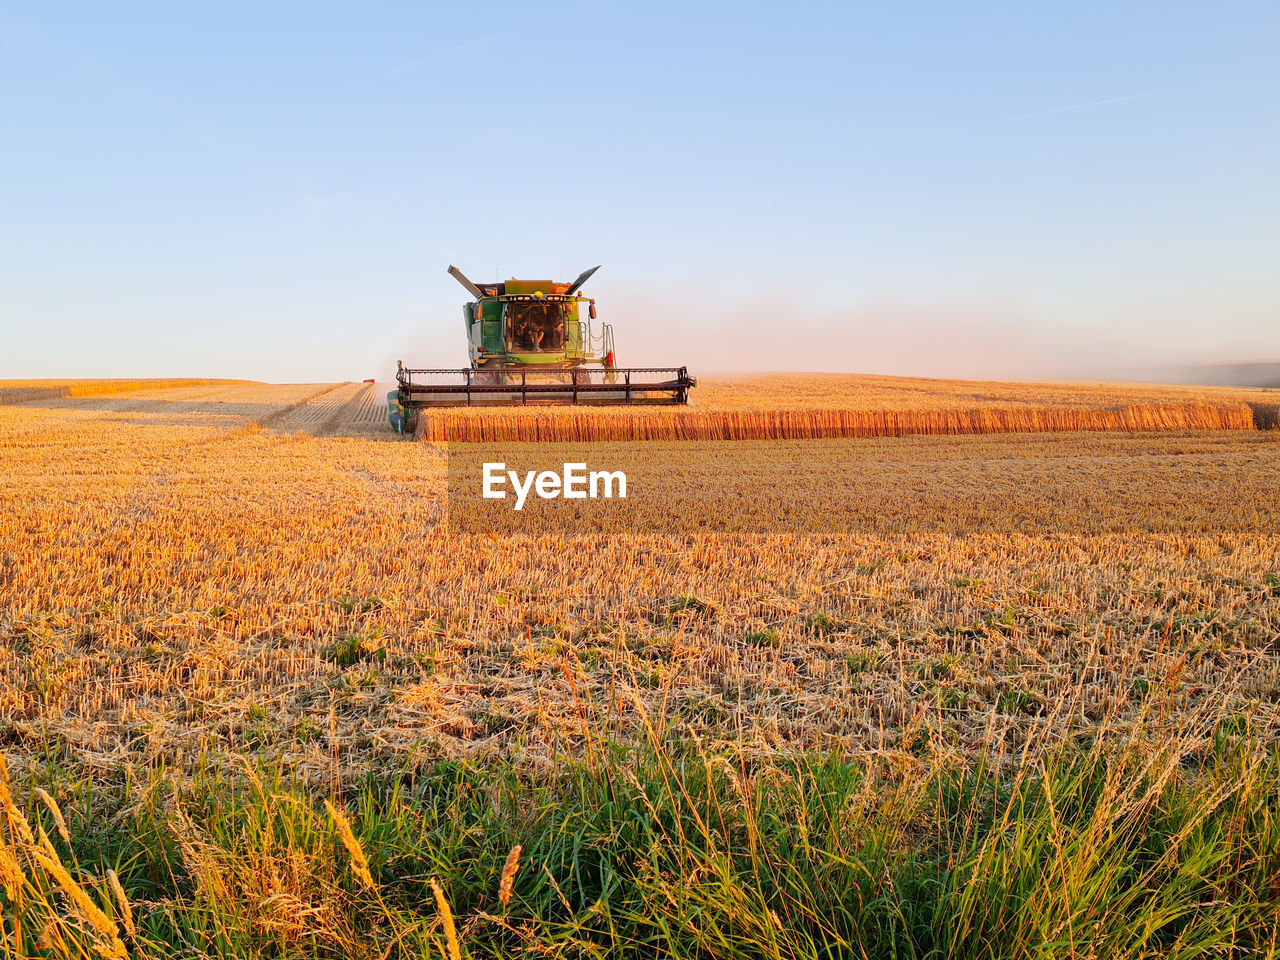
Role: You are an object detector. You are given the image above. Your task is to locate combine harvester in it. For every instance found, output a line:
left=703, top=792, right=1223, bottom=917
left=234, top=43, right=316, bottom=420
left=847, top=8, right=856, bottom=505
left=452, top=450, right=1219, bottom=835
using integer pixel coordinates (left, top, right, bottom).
left=389, top=265, right=696, bottom=434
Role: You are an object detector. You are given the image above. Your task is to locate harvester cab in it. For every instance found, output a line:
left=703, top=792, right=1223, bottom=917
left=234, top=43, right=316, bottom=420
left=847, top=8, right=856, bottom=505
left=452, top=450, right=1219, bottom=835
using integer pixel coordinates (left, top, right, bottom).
left=453, top=265, right=611, bottom=370
left=389, top=265, right=695, bottom=434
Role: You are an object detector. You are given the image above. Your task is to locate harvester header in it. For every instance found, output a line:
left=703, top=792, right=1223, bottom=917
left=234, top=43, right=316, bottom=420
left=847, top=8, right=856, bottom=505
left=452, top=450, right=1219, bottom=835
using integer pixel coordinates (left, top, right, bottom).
left=389, top=265, right=695, bottom=433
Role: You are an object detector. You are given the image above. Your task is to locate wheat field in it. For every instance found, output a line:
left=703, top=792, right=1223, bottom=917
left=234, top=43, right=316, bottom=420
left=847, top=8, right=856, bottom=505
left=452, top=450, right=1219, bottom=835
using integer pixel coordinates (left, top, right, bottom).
left=2, top=376, right=1277, bottom=769
left=0, top=375, right=1278, bottom=958
left=0, top=377, right=254, bottom=405
left=418, top=373, right=1280, bottom=440
left=691, top=371, right=1280, bottom=411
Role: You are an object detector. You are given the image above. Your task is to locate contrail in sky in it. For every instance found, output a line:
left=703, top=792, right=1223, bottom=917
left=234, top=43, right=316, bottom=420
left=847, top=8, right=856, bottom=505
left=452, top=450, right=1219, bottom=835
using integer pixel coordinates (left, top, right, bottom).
left=989, top=94, right=1146, bottom=125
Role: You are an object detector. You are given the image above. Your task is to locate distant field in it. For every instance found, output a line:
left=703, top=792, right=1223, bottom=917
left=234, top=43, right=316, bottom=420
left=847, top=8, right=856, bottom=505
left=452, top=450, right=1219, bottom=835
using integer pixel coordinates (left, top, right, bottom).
left=693, top=371, right=1280, bottom=410
left=0, top=379, right=387, bottom=435
left=0, top=377, right=257, bottom=405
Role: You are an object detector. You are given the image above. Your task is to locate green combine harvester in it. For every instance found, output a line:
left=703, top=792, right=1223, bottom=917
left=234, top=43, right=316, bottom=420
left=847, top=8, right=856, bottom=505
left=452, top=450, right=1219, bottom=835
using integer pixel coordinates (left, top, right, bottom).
left=389, top=265, right=695, bottom=433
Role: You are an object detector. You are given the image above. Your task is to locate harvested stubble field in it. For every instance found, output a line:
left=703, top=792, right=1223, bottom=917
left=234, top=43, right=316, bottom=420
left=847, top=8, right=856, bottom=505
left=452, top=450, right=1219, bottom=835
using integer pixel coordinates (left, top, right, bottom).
left=1, top=375, right=1279, bottom=959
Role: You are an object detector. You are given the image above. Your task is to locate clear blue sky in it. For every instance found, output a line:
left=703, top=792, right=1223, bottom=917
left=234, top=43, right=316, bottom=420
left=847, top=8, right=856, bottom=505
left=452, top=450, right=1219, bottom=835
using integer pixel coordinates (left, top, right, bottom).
left=2, top=2, right=1277, bottom=381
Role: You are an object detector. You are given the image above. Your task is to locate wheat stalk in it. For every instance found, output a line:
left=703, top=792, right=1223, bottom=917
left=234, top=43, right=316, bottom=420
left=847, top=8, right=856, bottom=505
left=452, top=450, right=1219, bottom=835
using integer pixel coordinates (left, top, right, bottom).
left=430, top=877, right=462, bottom=960
left=498, top=844, right=522, bottom=906
left=0, top=846, right=27, bottom=900
left=30, top=849, right=128, bottom=959
left=0, top=756, right=35, bottom=847
left=106, top=869, right=136, bottom=939
left=325, top=801, right=374, bottom=890
left=34, top=788, right=70, bottom=845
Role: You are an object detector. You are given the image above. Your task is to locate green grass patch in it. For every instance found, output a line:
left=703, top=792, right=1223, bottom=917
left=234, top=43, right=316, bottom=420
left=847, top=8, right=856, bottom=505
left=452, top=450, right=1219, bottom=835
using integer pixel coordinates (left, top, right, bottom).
left=3, top=731, right=1278, bottom=959
left=742, top=629, right=781, bottom=647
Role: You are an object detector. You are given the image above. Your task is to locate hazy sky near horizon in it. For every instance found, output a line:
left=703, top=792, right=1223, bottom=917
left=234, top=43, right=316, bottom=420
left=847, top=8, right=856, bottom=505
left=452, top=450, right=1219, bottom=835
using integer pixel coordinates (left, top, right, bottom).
left=2, top=2, right=1278, bottom=382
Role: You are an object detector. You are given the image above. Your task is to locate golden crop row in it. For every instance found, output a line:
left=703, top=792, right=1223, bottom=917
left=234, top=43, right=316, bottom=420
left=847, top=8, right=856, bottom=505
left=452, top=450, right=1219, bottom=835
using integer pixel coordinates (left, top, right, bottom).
left=417, top=401, right=1258, bottom=442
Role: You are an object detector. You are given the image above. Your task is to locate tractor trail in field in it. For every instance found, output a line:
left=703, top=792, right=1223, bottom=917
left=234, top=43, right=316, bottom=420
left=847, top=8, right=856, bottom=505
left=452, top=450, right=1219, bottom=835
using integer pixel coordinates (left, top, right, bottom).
left=268, top=382, right=394, bottom=438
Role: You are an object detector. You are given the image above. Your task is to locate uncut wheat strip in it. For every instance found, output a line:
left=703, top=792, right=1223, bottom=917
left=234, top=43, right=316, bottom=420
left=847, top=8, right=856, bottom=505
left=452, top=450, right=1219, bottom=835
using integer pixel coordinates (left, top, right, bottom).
left=417, top=401, right=1255, bottom=442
